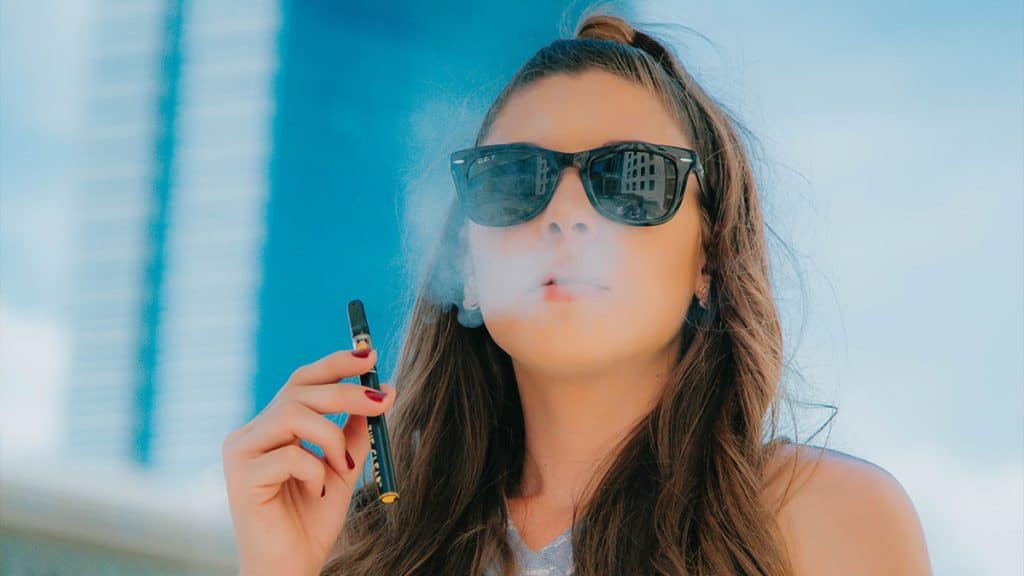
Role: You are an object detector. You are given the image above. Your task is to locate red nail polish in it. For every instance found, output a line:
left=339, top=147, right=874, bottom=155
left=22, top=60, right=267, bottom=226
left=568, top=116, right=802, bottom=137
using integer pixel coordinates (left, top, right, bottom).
left=345, top=449, right=355, bottom=470
left=352, top=348, right=372, bottom=358
left=364, top=389, right=387, bottom=402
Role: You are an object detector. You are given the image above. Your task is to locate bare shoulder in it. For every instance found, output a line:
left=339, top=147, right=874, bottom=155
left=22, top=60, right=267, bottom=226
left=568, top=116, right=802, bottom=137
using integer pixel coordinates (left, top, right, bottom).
left=761, top=442, right=933, bottom=576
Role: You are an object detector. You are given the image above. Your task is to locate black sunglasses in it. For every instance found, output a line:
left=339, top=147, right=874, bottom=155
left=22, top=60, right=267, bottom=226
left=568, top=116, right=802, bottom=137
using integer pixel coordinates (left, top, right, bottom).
left=449, top=140, right=708, bottom=227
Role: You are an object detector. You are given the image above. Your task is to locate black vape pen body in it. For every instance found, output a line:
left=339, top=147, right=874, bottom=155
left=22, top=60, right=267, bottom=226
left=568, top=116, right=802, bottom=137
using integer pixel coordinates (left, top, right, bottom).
left=347, top=299, right=399, bottom=504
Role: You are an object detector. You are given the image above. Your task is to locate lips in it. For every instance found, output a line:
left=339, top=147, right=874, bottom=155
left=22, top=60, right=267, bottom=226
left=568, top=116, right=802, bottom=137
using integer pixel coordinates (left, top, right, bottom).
left=540, top=281, right=605, bottom=301
left=538, top=274, right=608, bottom=291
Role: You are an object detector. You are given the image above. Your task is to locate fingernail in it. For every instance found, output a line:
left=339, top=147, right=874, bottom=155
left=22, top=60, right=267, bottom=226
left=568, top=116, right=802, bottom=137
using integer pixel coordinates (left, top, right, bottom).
left=345, top=449, right=355, bottom=470
left=364, top=389, right=387, bottom=402
left=352, top=348, right=372, bottom=358
left=321, top=484, right=326, bottom=498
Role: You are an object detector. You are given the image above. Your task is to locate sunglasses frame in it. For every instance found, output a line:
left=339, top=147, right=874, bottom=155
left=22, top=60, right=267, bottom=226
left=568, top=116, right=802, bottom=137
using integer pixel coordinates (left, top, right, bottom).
left=449, top=140, right=708, bottom=227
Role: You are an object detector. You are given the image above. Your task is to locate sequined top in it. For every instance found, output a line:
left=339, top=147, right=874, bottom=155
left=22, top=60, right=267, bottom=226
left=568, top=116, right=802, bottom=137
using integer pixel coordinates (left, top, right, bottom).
left=483, top=521, right=575, bottom=576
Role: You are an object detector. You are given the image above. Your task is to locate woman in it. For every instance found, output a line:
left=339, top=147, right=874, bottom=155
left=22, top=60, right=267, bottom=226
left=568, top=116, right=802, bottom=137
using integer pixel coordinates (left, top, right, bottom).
left=222, top=10, right=932, bottom=575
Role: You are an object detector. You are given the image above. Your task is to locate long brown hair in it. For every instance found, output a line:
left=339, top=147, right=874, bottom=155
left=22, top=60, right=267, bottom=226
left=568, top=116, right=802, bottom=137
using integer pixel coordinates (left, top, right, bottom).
left=323, top=8, right=829, bottom=575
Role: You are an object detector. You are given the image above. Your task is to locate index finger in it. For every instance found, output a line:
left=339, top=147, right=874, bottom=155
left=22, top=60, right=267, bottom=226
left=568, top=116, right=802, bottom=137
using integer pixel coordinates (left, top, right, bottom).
left=287, top=348, right=378, bottom=388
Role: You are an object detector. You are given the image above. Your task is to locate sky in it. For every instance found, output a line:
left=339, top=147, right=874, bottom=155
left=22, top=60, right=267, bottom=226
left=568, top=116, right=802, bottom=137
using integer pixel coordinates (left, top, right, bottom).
left=1, top=0, right=1021, bottom=574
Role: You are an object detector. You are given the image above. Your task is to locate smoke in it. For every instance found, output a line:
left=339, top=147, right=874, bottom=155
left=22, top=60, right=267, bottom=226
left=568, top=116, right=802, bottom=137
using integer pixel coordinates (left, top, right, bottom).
left=398, top=90, right=627, bottom=331
left=464, top=223, right=623, bottom=329
left=396, top=88, right=482, bottom=327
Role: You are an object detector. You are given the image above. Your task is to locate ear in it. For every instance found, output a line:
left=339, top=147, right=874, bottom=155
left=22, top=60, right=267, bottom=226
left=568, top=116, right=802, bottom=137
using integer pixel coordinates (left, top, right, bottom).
left=696, top=250, right=711, bottom=294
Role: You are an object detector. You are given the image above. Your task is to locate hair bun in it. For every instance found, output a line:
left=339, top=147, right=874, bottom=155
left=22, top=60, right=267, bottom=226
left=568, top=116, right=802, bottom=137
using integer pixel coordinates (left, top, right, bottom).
left=574, top=13, right=634, bottom=44
left=575, top=14, right=671, bottom=69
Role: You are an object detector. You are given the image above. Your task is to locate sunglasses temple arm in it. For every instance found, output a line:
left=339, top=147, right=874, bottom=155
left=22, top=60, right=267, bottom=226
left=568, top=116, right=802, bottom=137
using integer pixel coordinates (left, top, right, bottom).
left=692, top=160, right=714, bottom=213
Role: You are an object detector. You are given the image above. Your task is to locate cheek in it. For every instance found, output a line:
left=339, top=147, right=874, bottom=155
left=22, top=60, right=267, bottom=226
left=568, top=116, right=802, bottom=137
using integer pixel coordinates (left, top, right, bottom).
left=615, top=202, right=703, bottom=338
left=614, top=235, right=695, bottom=336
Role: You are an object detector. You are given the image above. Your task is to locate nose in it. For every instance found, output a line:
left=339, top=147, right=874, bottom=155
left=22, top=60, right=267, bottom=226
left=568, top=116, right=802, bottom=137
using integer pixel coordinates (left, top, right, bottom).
left=538, top=165, right=598, bottom=239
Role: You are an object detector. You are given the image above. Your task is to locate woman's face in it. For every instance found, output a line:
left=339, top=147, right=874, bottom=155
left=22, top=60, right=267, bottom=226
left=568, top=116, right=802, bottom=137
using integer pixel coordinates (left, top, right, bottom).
left=465, top=68, right=708, bottom=374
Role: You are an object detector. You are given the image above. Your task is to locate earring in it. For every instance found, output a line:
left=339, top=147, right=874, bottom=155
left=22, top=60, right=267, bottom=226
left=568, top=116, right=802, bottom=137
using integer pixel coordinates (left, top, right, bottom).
left=458, top=290, right=484, bottom=328
left=697, top=284, right=709, bottom=309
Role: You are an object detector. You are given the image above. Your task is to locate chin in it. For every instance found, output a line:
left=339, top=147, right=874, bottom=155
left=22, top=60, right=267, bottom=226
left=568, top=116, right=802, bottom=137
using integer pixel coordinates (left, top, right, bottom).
left=490, top=318, right=620, bottom=364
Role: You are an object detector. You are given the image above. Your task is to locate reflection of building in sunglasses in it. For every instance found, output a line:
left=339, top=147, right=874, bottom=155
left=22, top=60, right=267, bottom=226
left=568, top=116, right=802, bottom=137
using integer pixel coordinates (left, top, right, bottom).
left=595, top=150, right=672, bottom=212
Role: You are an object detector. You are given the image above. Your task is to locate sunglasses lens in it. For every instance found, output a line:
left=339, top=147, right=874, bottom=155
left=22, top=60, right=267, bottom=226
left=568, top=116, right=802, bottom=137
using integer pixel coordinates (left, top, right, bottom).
left=588, top=150, right=680, bottom=224
left=462, top=148, right=553, bottom=226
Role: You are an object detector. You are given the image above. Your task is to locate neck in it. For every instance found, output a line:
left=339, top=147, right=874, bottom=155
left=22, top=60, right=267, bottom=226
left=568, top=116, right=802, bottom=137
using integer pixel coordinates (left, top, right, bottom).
left=509, top=336, right=679, bottom=512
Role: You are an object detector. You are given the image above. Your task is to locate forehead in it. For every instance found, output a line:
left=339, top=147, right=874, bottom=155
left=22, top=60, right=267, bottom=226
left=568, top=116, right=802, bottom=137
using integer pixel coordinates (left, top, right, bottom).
left=482, top=68, right=690, bottom=152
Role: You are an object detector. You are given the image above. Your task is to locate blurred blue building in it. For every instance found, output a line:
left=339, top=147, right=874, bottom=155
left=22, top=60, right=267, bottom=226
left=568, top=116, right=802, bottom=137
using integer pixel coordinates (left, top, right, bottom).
left=69, top=0, right=283, bottom=478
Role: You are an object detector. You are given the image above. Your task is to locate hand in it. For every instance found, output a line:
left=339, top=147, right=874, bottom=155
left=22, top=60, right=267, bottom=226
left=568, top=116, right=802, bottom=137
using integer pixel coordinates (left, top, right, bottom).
left=222, top=348, right=395, bottom=576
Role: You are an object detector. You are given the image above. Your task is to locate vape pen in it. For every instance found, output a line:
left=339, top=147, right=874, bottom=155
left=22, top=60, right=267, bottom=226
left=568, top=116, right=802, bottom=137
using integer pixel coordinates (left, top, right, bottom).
left=346, top=299, right=399, bottom=504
